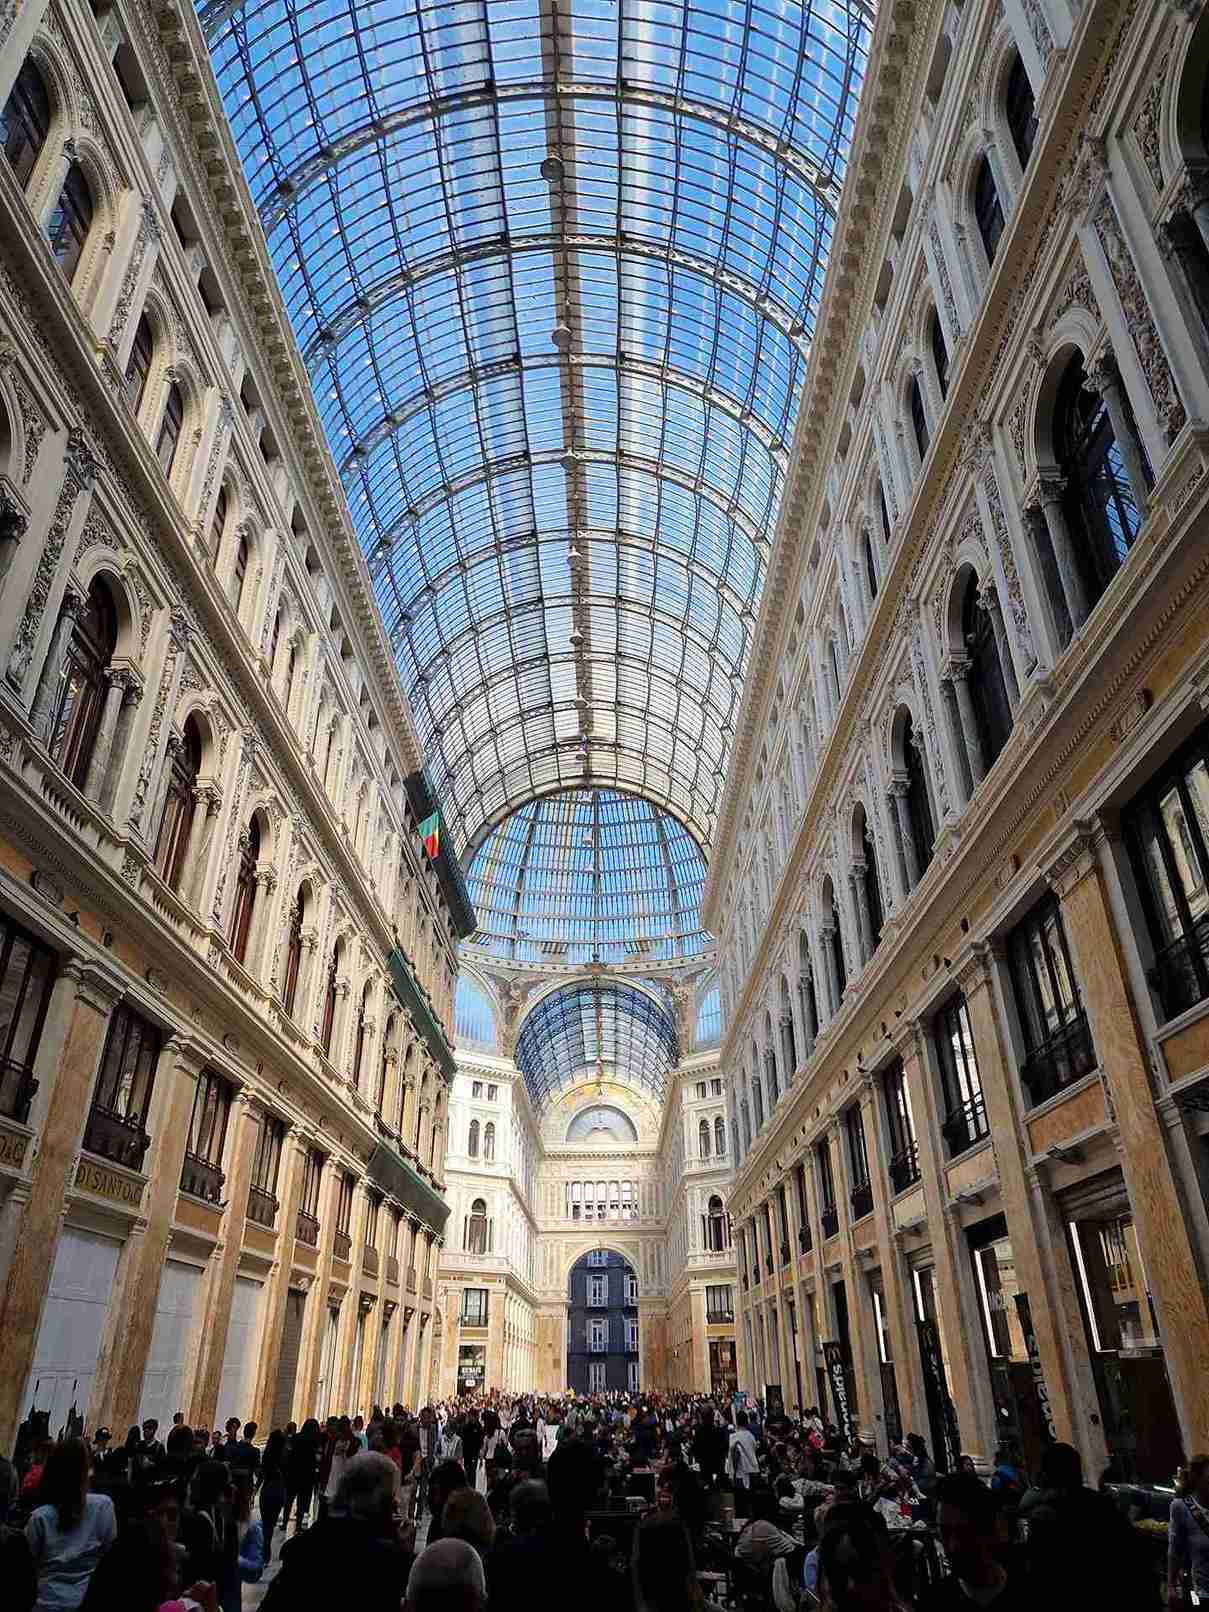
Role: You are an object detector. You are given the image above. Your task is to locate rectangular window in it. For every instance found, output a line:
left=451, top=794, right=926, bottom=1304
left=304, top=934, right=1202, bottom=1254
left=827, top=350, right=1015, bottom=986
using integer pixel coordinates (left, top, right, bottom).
left=794, top=1163, right=812, bottom=1252
left=472, top=1081, right=482, bottom=1098
left=933, top=994, right=988, bottom=1155
left=711, top=1078, right=723, bottom=1095
left=487, top=1084, right=497, bottom=1101
left=628, top=1360, right=639, bottom=1391
left=589, top=1317, right=608, bottom=1352
left=588, top=1275, right=607, bottom=1306
left=625, top=1317, right=639, bottom=1352
left=589, top=1361, right=606, bottom=1392
left=0, top=914, right=57, bottom=1125
left=696, top=1081, right=708, bottom=1099
left=336, top=1172, right=355, bottom=1234
left=86, top=1002, right=163, bottom=1169
left=181, top=1071, right=232, bottom=1202
left=461, top=1287, right=488, bottom=1327
left=365, top=1192, right=381, bottom=1249
left=846, top=1105, right=872, bottom=1217
left=883, top=1060, right=921, bottom=1192
left=570, top=1181, right=581, bottom=1220
left=248, top=1113, right=284, bottom=1227
left=588, top=1249, right=608, bottom=1267
left=1124, top=728, right=1209, bottom=1019
left=818, top=1138, right=839, bottom=1238
left=624, top=1275, right=638, bottom=1305
left=1008, top=895, right=1096, bottom=1106
left=705, top=1284, right=734, bottom=1323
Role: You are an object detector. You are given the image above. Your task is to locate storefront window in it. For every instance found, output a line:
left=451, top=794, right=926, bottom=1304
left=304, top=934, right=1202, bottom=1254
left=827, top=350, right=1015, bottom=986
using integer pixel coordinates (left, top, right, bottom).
left=912, top=1265, right=961, bottom=1472
left=968, top=1218, right=1052, bottom=1477
left=458, top=1343, right=486, bottom=1395
left=1065, top=1177, right=1183, bottom=1485
left=871, top=1278, right=902, bottom=1443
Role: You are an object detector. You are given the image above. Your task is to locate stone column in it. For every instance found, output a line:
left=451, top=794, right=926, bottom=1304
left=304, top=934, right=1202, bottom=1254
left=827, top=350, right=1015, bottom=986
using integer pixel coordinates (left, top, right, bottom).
left=252, top=1127, right=309, bottom=1429
left=91, top=1038, right=204, bottom=1432
left=1084, top=355, right=1151, bottom=513
left=957, top=948, right=1084, bottom=1447
left=889, top=782, right=920, bottom=891
left=97, top=673, right=143, bottom=817
left=1032, top=477, right=1089, bottom=632
left=245, top=868, right=279, bottom=982
left=851, top=863, right=874, bottom=965
left=188, top=1093, right=261, bottom=1427
left=820, top=924, right=840, bottom=1019
left=183, top=784, right=223, bottom=911
left=981, top=586, right=1021, bottom=710
left=1046, top=822, right=1209, bottom=1451
left=945, top=656, right=986, bottom=788
left=26, top=590, right=82, bottom=743
left=895, top=1024, right=993, bottom=1464
left=0, top=962, right=122, bottom=1449
left=81, top=670, right=132, bottom=802
left=862, top=1076, right=926, bottom=1443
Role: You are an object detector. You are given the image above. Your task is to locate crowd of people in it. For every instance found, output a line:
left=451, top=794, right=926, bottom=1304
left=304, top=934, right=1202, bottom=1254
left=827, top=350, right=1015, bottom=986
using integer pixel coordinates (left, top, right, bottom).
left=0, top=1388, right=1201, bottom=1611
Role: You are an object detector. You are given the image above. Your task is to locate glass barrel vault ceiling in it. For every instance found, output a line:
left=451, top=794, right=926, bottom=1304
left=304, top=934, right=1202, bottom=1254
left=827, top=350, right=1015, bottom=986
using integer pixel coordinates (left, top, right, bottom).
left=201, top=0, right=871, bottom=860
left=466, top=788, right=707, bottom=963
left=514, top=979, right=679, bottom=1107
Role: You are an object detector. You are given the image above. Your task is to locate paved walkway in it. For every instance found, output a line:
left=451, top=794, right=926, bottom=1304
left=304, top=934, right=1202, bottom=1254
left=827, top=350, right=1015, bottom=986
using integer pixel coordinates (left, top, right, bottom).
left=243, top=1509, right=430, bottom=1608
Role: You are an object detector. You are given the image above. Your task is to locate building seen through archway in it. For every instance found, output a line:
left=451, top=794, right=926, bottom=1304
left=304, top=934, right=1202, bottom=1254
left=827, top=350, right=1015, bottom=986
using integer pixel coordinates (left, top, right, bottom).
left=567, top=1250, right=640, bottom=1394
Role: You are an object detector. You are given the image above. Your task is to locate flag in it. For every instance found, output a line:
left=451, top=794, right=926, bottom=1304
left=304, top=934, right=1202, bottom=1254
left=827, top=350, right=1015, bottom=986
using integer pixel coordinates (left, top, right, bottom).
left=418, top=811, right=440, bottom=860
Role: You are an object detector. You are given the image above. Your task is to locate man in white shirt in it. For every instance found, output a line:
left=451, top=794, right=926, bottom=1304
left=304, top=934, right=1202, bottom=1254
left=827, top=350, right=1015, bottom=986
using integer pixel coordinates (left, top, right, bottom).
left=729, top=1410, right=761, bottom=1514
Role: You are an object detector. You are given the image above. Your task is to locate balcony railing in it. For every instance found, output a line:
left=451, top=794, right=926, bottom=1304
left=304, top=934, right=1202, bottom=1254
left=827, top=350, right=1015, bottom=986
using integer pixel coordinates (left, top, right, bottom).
left=706, top=1306, right=735, bottom=1324
left=0, top=1057, right=37, bottom=1125
left=246, top=1185, right=278, bottom=1229
left=779, top=1240, right=791, bottom=1266
left=741, top=1271, right=749, bottom=1290
left=180, top=1151, right=224, bottom=1204
left=295, top=1209, right=320, bottom=1247
left=333, top=1228, right=351, bottom=1261
left=941, top=1091, right=989, bottom=1157
left=850, top=1181, right=874, bottom=1220
left=752, top=1259, right=761, bottom=1285
left=363, top=1243, right=380, bottom=1278
left=82, top=1104, right=150, bottom=1171
left=798, top=1222, right=813, bottom=1254
left=1019, top=1011, right=1096, bottom=1107
left=888, top=1142, right=921, bottom=1195
left=821, top=1205, right=839, bottom=1240
left=386, top=1253, right=400, bottom=1285
left=1148, top=915, right=1209, bottom=1022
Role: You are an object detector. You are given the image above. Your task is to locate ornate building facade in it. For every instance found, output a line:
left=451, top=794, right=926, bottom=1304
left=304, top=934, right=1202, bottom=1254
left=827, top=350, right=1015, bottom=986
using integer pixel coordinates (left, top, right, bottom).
left=0, top=0, right=472, bottom=1448
left=710, top=0, right=1209, bottom=1484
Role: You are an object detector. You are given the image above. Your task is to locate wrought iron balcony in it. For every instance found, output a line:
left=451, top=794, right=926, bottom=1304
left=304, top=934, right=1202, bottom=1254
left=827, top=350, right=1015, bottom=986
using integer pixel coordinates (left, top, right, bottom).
left=798, top=1222, right=813, bottom=1254
left=423, top=1276, right=433, bottom=1299
left=386, top=1254, right=400, bottom=1285
left=362, top=1243, right=380, bottom=1278
left=407, top=1266, right=418, bottom=1293
left=821, top=1205, right=840, bottom=1239
left=1019, top=1012, right=1096, bottom=1108
left=295, top=1209, right=320, bottom=1247
left=779, top=1241, right=791, bottom=1266
left=850, top=1181, right=874, bottom=1220
left=941, top=1092, right=989, bottom=1157
left=0, top=1058, right=38, bottom=1125
left=333, top=1228, right=351, bottom=1261
left=752, top=1259, right=761, bottom=1285
left=246, top=1185, right=278, bottom=1229
left=180, top=1151, right=224, bottom=1204
left=1147, top=917, right=1209, bottom=1021
left=82, top=1104, right=150, bottom=1172
left=888, top=1142, right=921, bottom=1195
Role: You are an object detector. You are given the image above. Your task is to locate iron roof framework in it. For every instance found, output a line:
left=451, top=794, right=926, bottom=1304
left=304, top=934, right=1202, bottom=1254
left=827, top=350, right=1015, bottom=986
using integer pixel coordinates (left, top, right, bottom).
left=513, top=979, right=680, bottom=1107
left=466, top=787, right=707, bottom=963
left=202, top=0, right=870, bottom=859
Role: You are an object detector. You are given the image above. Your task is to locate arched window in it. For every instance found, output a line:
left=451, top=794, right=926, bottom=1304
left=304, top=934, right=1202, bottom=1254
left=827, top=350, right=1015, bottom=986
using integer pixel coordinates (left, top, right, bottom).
left=483, top=1121, right=495, bottom=1162
left=351, top=983, right=371, bottom=1090
left=156, top=383, right=184, bottom=477
left=1005, top=52, right=1037, bottom=168
left=268, top=608, right=282, bottom=676
left=974, top=156, right=1005, bottom=265
left=284, top=638, right=298, bottom=714
left=229, top=815, right=260, bottom=963
left=154, top=714, right=201, bottom=892
left=930, top=310, right=949, bottom=401
left=963, top=579, right=1013, bottom=771
left=859, top=812, right=885, bottom=952
left=322, top=721, right=337, bottom=791
left=904, top=717, right=936, bottom=877
left=320, top=941, right=340, bottom=1056
left=740, top=1097, right=751, bottom=1151
left=862, top=529, right=879, bottom=602
left=1055, top=352, right=1145, bottom=610
left=828, top=883, right=847, bottom=1000
left=209, top=485, right=228, bottom=564
left=124, top=315, right=154, bottom=416
left=230, top=531, right=249, bottom=612
left=699, top=1118, right=711, bottom=1159
left=376, top=1013, right=395, bottom=1114
left=751, top=1073, right=765, bottom=1130
left=2, top=60, right=50, bottom=188
left=468, top=1118, right=479, bottom=1159
left=910, top=372, right=929, bottom=461
left=780, top=979, right=797, bottom=1077
left=878, top=481, right=891, bottom=545
left=46, top=162, right=93, bottom=284
left=828, top=637, right=842, bottom=705
left=282, top=888, right=305, bottom=1017
left=715, top=1115, right=726, bottom=1156
left=466, top=1197, right=488, bottom=1254
left=48, top=577, right=117, bottom=791
left=707, top=1195, right=727, bottom=1252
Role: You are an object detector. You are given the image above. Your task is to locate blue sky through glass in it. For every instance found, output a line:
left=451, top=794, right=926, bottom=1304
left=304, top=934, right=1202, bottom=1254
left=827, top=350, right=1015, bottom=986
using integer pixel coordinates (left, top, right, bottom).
left=201, top=0, right=870, bottom=863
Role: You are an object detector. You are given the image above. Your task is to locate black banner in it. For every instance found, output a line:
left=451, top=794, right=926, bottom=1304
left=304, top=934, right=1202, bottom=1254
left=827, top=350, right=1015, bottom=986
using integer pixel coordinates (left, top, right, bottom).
left=823, top=1341, right=852, bottom=1440
left=1012, top=1290, right=1056, bottom=1441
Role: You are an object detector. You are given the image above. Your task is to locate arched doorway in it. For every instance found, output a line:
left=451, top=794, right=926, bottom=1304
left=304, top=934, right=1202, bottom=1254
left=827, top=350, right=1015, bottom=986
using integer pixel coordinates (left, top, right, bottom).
left=567, top=1248, right=639, bottom=1393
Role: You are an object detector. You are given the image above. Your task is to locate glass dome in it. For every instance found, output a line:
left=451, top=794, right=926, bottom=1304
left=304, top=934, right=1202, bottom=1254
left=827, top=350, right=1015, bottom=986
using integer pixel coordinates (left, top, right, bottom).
left=465, top=789, right=708, bottom=963
left=514, top=980, right=679, bottom=1109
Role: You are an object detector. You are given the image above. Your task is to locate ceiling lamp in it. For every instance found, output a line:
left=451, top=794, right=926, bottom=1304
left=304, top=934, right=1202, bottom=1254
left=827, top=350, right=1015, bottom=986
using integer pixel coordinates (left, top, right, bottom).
left=540, top=155, right=565, bottom=183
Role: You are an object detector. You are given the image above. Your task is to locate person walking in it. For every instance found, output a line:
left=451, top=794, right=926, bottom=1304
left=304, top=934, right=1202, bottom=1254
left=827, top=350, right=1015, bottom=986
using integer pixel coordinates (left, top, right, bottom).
left=462, top=1411, right=484, bottom=1491
left=258, top=1430, right=288, bottom=1557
